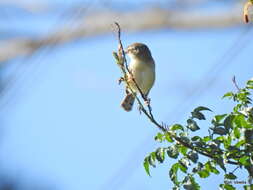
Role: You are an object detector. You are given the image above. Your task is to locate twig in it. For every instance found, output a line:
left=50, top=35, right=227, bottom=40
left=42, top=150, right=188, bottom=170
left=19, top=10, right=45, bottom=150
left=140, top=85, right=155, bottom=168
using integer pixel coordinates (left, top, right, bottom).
left=231, top=166, right=240, bottom=174
left=232, top=76, right=240, bottom=91
left=114, top=22, right=155, bottom=119
left=113, top=22, right=239, bottom=166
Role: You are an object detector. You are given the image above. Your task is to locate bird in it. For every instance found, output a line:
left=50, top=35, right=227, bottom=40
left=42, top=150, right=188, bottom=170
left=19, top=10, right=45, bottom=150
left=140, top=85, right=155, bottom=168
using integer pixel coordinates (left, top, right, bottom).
left=121, top=42, right=155, bottom=111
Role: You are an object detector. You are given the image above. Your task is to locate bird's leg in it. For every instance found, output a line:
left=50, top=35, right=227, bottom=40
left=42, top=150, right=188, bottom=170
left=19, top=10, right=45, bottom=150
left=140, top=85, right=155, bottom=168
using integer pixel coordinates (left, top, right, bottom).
left=144, top=94, right=151, bottom=106
left=145, top=98, right=150, bottom=106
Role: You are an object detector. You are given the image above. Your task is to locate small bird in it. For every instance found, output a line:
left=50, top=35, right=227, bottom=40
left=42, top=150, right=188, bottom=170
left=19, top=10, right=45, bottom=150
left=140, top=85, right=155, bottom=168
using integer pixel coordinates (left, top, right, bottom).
left=121, top=43, right=155, bottom=111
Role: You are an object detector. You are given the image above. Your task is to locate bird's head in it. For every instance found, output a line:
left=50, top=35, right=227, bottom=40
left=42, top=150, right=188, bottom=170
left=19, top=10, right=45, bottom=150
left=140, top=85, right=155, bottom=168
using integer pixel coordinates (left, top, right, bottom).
left=125, top=43, right=153, bottom=62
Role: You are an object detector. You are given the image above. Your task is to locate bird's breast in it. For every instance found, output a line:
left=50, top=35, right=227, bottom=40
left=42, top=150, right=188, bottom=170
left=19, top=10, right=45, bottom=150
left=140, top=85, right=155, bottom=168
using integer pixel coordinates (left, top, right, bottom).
left=128, top=60, right=155, bottom=95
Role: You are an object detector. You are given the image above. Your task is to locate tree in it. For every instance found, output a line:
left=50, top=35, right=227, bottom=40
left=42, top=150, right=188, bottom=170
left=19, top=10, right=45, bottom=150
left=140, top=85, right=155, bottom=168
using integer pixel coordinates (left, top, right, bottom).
left=113, top=23, right=253, bottom=190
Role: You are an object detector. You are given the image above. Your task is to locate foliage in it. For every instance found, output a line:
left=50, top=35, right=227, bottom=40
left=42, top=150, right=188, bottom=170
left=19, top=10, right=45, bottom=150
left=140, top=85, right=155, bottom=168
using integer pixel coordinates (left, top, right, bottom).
left=143, top=79, right=253, bottom=189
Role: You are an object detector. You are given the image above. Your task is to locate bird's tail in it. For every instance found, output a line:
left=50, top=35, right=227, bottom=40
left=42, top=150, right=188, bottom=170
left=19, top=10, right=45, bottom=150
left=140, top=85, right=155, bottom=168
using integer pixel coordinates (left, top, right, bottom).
left=121, top=93, right=135, bottom=111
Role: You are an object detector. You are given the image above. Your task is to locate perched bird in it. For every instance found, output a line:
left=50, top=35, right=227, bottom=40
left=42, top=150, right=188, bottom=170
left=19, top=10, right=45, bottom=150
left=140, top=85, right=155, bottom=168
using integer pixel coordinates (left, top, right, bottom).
left=121, top=43, right=155, bottom=111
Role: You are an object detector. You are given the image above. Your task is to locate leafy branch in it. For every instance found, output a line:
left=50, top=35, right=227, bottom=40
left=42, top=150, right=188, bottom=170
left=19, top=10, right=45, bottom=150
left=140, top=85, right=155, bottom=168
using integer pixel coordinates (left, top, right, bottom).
left=112, top=23, right=253, bottom=190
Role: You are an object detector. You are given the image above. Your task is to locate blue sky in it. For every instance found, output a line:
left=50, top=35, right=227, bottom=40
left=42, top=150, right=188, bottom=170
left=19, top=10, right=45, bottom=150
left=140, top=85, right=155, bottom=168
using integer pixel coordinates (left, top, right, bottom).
left=0, top=0, right=252, bottom=190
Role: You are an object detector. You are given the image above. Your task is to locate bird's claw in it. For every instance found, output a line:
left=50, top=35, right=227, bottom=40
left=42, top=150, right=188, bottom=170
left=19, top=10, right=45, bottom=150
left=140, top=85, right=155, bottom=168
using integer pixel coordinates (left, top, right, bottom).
left=144, top=98, right=151, bottom=106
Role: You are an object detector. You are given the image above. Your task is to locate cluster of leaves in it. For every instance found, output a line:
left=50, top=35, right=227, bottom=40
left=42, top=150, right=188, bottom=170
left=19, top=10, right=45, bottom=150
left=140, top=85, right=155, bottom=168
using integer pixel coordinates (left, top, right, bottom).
left=144, top=79, right=253, bottom=190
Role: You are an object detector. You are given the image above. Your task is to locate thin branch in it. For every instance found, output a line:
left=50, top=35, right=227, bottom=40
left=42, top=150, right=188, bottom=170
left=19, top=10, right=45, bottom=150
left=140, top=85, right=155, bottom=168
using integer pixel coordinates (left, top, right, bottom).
left=231, top=166, right=240, bottom=174
left=114, top=22, right=155, bottom=120
left=0, top=6, right=244, bottom=63
left=113, top=22, right=239, bottom=166
left=232, top=75, right=240, bottom=91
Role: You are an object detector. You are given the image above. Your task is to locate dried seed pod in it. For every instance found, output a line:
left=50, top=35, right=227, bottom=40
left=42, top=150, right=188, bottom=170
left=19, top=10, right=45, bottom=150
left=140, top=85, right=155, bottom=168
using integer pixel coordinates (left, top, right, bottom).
left=244, top=1, right=253, bottom=23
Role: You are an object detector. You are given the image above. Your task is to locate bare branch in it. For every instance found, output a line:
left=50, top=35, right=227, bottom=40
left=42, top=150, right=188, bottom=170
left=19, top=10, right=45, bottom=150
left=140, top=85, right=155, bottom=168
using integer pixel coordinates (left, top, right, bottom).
left=0, top=6, right=244, bottom=63
left=232, top=76, right=240, bottom=91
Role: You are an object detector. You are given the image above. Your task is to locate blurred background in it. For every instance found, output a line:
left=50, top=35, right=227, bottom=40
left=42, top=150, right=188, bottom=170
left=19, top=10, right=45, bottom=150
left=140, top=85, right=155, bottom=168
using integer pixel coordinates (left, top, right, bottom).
left=0, top=0, right=252, bottom=189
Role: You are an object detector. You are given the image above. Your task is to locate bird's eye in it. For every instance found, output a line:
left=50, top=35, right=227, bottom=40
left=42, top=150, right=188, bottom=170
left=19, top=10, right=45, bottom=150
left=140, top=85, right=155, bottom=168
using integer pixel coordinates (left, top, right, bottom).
left=133, top=48, right=139, bottom=54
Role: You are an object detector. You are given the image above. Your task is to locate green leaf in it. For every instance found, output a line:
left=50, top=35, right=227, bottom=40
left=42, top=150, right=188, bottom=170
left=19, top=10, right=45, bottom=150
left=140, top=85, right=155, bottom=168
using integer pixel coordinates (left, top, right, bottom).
left=234, top=114, right=253, bottom=129
left=203, top=136, right=211, bottom=142
left=178, top=146, right=188, bottom=156
left=233, top=127, right=241, bottom=139
left=183, top=183, right=195, bottom=190
left=193, top=106, right=212, bottom=112
left=192, top=162, right=204, bottom=173
left=197, top=169, right=210, bottom=178
left=148, top=153, right=156, bottom=168
left=191, top=111, right=206, bottom=120
left=143, top=158, right=151, bottom=176
left=167, top=145, right=179, bottom=159
left=213, top=114, right=227, bottom=125
left=212, top=127, right=227, bottom=135
left=190, top=106, right=211, bottom=120
left=170, top=124, right=184, bottom=131
left=187, top=151, right=198, bottom=163
left=189, top=175, right=200, bottom=190
left=224, top=135, right=232, bottom=148
left=191, top=136, right=201, bottom=141
left=247, top=79, right=253, bottom=85
left=246, top=79, right=253, bottom=89
left=179, top=158, right=190, bottom=173
left=224, top=115, right=235, bottom=131
left=155, top=148, right=165, bottom=163
left=216, top=158, right=226, bottom=172
left=179, top=136, right=190, bottom=144
left=154, top=132, right=164, bottom=142
left=239, top=156, right=249, bottom=165
left=150, top=152, right=156, bottom=160
left=244, top=184, right=253, bottom=190
left=211, top=168, right=220, bottom=174
left=222, top=92, right=234, bottom=99
left=209, top=165, right=220, bottom=174
left=225, top=173, right=237, bottom=180
left=178, top=162, right=187, bottom=173
left=183, top=175, right=200, bottom=190
left=245, top=129, right=253, bottom=143
left=165, top=132, right=174, bottom=142
left=180, top=158, right=190, bottom=167
left=205, top=161, right=220, bottom=174
left=187, top=119, right=200, bottom=131
left=169, top=163, right=180, bottom=186
left=235, top=139, right=245, bottom=148
left=219, top=184, right=236, bottom=190
left=214, top=114, right=227, bottom=123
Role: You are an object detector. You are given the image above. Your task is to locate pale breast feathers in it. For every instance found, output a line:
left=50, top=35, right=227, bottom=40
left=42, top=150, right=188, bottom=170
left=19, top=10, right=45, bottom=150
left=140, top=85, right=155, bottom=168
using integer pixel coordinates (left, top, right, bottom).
left=128, top=60, right=155, bottom=95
